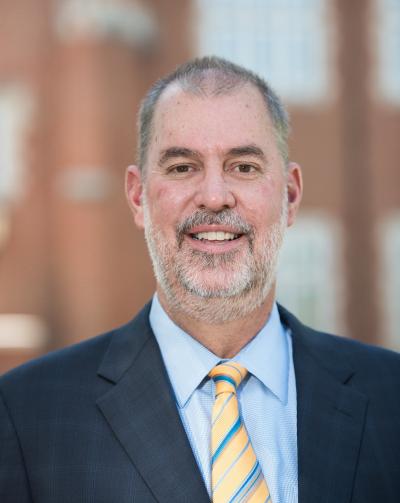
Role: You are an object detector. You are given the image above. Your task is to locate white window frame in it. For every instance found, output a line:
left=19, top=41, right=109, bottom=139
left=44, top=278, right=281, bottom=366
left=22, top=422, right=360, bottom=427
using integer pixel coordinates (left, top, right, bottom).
left=373, top=0, right=400, bottom=105
left=0, top=85, right=33, bottom=205
left=380, top=213, right=400, bottom=350
left=55, top=0, right=157, bottom=47
left=193, top=0, right=333, bottom=104
left=276, top=212, right=344, bottom=334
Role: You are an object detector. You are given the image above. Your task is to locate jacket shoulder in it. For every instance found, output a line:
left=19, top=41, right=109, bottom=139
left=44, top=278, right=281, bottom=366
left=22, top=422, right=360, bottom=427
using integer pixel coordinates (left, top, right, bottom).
left=279, top=304, right=400, bottom=389
left=0, top=330, right=114, bottom=394
left=0, top=303, right=153, bottom=393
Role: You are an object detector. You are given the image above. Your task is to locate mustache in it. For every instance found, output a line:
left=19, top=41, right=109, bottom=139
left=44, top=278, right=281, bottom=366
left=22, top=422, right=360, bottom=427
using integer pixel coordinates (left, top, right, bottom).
left=176, top=209, right=253, bottom=245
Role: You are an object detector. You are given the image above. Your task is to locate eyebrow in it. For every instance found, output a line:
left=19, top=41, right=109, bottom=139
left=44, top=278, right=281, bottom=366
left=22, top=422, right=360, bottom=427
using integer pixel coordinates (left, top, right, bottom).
left=159, top=147, right=201, bottom=165
left=226, top=145, right=266, bottom=160
left=158, top=144, right=266, bottom=165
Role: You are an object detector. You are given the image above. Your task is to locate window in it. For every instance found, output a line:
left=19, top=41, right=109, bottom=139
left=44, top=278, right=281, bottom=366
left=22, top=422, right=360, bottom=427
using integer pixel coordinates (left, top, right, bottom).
left=195, top=0, right=331, bottom=104
left=55, top=0, right=157, bottom=47
left=0, top=86, right=32, bottom=204
left=380, top=214, right=400, bottom=350
left=375, top=0, right=400, bottom=104
left=0, top=314, right=47, bottom=350
left=276, top=213, right=343, bottom=334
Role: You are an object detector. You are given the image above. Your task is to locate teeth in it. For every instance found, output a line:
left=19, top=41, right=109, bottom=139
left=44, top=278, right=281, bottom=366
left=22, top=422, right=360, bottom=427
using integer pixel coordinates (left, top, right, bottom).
left=193, top=231, right=238, bottom=241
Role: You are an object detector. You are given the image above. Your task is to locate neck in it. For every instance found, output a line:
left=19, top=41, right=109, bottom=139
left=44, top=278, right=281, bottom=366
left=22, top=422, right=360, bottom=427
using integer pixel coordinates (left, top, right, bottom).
left=157, top=287, right=276, bottom=358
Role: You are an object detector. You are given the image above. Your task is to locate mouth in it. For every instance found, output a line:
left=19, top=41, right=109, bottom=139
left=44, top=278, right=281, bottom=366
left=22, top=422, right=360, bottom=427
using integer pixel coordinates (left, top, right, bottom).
left=176, top=209, right=252, bottom=252
left=183, top=227, right=246, bottom=254
left=190, top=231, right=241, bottom=242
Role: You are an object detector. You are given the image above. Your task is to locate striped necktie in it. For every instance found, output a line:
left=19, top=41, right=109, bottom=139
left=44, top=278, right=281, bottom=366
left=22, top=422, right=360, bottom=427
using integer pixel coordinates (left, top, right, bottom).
left=209, top=362, right=271, bottom=503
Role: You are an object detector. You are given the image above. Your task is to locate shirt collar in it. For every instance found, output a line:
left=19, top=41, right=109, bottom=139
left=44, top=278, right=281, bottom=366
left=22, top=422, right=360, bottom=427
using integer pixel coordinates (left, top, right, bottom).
left=234, top=303, right=289, bottom=404
left=150, top=294, right=289, bottom=408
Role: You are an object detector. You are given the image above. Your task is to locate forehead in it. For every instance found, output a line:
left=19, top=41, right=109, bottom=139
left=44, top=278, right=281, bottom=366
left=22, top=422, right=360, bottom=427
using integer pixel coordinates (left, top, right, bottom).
left=149, top=83, right=275, bottom=155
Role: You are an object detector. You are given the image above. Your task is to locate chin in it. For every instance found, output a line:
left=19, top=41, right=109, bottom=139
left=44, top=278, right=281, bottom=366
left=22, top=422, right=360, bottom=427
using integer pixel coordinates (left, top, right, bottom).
left=177, top=270, right=255, bottom=299
left=158, top=266, right=276, bottom=323
left=178, top=284, right=272, bottom=324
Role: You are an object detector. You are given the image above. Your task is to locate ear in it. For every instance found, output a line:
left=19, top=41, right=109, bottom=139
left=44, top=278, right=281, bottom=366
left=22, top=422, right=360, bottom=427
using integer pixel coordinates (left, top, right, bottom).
left=285, top=162, right=303, bottom=227
left=125, top=165, right=145, bottom=229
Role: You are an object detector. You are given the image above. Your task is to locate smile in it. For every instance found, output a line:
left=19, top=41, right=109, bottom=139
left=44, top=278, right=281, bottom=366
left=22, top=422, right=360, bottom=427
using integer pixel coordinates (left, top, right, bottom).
left=191, top=231, right=240, bottom=241
left=184, top=230, right=246, bottom=254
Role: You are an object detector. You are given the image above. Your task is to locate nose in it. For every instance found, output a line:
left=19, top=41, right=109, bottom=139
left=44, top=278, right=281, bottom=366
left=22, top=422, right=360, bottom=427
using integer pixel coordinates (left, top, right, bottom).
left=193, top=169, right=236, bottom=211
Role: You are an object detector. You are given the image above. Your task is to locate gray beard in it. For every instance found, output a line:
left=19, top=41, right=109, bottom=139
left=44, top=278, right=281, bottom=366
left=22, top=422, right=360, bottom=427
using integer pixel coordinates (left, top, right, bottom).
left=142, top=196, right=287, bottom=324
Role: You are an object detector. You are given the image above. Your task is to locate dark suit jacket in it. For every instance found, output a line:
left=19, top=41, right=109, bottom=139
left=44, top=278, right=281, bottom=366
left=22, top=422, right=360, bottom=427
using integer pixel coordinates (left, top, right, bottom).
left=0, top=304, right=399, bottom=503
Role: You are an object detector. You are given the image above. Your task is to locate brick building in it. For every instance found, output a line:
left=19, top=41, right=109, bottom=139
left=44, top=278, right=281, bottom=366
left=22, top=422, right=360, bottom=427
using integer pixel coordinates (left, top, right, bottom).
left=0, top=0, right=399, bottom=373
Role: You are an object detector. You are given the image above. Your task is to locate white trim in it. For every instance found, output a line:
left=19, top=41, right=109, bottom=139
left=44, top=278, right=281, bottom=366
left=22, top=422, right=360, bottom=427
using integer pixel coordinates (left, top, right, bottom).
left=0, top=314, right=48, bottom=350
left=0, top=85, right=33, bottom=203
left=373, top=0, right=400, bottom=105
left=55, top=0, right=157, bottom=47
left=55, top=166, right=119, bottom=202
left=276, top=212, right=344, bottom=334
left=379, top=213, right=400, bottom=350
left=194, top=0, right=332, bottom=104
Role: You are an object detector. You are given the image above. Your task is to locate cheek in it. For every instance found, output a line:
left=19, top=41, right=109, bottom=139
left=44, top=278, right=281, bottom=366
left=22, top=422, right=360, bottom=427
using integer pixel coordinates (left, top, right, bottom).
left=238, top=183, right=273, bottom=213
left=146, top=183, right=190, bottom=232
left=238, top=182, right=285, bottom=224
left=153, top=185, right=169, bottom=202
left=151, top=181, right=195, bottom=213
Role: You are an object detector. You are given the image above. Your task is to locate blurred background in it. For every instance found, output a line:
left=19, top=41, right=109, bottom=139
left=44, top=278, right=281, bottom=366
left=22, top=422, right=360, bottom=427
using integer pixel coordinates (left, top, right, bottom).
left=0, top=0, right=399, bottom=373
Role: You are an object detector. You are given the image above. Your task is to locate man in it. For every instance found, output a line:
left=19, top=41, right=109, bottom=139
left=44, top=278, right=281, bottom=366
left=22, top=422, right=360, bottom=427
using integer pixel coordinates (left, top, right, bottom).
left=0, top=57, right=399, bottom=503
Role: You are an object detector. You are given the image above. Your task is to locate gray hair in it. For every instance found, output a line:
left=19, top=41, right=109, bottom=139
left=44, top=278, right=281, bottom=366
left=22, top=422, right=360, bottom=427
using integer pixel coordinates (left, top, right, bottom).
left=137, top=56, right=290, bottom=171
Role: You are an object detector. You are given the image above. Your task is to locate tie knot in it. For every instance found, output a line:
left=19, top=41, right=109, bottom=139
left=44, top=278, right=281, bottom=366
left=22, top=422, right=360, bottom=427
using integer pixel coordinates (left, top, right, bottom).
left=209, top=361, right=247, bottom=395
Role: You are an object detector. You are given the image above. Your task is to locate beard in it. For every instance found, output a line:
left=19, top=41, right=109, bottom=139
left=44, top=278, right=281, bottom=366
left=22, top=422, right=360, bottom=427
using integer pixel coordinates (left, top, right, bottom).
left=142, top=193, right=288, bottom=324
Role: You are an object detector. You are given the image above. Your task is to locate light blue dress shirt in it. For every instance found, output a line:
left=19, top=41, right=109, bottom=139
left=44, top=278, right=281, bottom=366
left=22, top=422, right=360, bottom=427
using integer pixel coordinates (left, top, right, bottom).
left=149, top=294, right=298, bottom=503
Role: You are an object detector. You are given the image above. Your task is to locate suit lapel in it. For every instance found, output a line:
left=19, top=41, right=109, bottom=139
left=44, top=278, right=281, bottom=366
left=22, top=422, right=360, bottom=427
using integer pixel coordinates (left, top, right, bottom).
left=96, top=303, right=368, bottom=503
left=280, top=307, right=368, bottom=503
left=96, top=305, right=209, bottom=503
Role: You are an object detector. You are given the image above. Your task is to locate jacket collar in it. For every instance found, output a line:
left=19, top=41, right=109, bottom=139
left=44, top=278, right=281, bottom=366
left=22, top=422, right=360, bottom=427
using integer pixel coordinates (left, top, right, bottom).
left=97, top=303, right=210, bottom=503
left=97, top=303, right=368, bottom=503
left=279, top=306, right=368, bottom=503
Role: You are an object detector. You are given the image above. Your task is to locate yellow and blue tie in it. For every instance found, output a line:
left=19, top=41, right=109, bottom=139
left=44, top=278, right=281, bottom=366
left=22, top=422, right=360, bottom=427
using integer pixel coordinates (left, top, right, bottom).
left=209, top=362, right=271, bottom=503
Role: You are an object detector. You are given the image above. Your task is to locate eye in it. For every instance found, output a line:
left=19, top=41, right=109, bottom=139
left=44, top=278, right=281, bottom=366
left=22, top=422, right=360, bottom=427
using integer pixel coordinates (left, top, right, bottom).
left=168, top=164, right=193, bottom=174
left=232, top=163, right=257, bottom=173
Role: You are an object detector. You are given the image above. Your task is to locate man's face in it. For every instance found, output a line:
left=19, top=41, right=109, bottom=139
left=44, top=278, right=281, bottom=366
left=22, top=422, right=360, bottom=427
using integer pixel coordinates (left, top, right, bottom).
left=127, top=83, right=302, bottom=322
